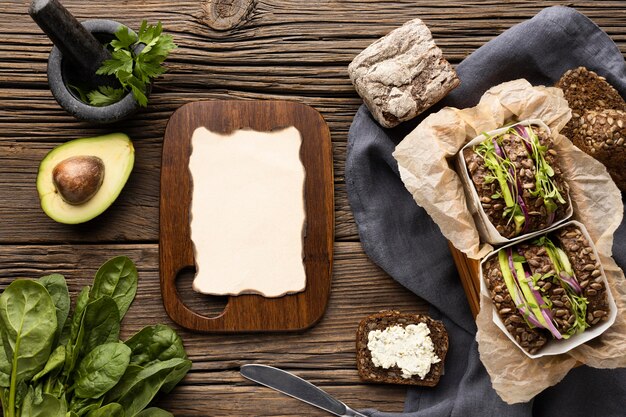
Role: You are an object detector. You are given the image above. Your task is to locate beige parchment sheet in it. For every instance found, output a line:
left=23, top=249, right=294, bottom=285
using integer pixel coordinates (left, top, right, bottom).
left=393, top=79, right=626, bottom=403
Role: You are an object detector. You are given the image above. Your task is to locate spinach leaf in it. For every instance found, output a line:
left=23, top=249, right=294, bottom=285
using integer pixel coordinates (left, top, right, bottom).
left=104, top=364, right=143, bottom=402
left=65, top=286, right=91, bottom=377
left=125, top=324, right=186, bottom=367
left=81, top=296, right=121, bottom=357
left=86, top=402, right=124, bottom=417
left=20, top=387, right=66, bottom=417
left=71, top=286, right=91, bottom=340
left=0, top=280, right=57, bottom=380
left=135, top=408, right=174, bottom=417
left=0, top=335, right=9, bottom=387
left=69, top=396, right=103, bottom=417
left=110, top=358, right=191, bottom=415
left=38, top=274, right=70, bottom=338
left=32, top=344, right=65, bottom=382
left=0, top=280, right=56, bottom=413
left=91, top=256, right=138, bottom=318
left=74, top=342, right=131, bottom=399
left=42, top=376, right=64, bottom=397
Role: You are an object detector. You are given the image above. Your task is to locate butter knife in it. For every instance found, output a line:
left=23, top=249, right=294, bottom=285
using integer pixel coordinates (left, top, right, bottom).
left=240, top=364, right=368, bottom=417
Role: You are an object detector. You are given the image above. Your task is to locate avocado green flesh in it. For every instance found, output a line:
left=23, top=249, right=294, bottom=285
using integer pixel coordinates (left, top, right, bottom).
left=37, top=133, right=134, bottom=224
left=497, top=250, right=549, bottom=329
left=498, top=250, right=521, bottom=305
left=485, top=153, right=515, bottom=208
left=512, top=261, right=550, bottom=329
left=556, top=247, right=574, bottom=275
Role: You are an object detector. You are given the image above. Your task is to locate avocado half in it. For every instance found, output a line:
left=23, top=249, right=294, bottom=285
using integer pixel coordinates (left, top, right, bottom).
left=37, top=133, right=135, bottom=224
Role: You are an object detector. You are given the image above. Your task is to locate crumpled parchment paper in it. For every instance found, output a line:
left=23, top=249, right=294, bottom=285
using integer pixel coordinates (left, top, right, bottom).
left=393, top=79, right=626, bottom=404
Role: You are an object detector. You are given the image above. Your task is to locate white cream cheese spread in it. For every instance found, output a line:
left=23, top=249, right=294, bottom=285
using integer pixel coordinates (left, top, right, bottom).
left=367, top=323, right=440, bottom=379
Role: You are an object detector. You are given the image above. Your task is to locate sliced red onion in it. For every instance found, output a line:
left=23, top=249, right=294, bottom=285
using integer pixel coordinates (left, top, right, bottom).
left=524, top=271, right=562, bottom=339
left=492, top=138, right=505, bottom=158
left=517, top=195, right=530, bottom=234
left=519, top=306, right=544, bottom=328
left=515, top=124, right=534, bottom=154
left=510, top=167, right=529, bottom=233
left=547, top=211, right=556, bottom=226
left=559, top=271, right=582, bottom=294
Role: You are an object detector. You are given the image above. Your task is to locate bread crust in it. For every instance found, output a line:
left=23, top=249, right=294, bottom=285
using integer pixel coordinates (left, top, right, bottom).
left=355, top=311, right=448, bottom=387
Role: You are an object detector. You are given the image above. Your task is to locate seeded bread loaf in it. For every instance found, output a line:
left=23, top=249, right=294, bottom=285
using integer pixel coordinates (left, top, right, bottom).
left=570, top=109, right=626, bottom=191
left=555, top=66, right=626, bottom=141
left=555, top=67, right=626, bottom=191
left=356, top=311, right=448, bottom=387
left=348, top=19, right=460, bottom=128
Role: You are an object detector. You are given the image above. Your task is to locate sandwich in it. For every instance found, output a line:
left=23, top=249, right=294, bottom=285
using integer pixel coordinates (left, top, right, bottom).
left=482, top=224, right=610, bottom=354
left=463, top=124, right=570, bottom=239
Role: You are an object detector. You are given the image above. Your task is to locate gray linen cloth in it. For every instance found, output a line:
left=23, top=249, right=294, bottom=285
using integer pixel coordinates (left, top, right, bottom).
left=346, top=6, right=626, bottom=417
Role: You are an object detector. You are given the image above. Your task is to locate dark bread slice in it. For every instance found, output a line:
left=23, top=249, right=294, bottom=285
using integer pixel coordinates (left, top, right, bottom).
left=356, top=311, right=448, bottom=387
left=570, top=109, right=626, bottom=191
left=482, top=256, right=549, bottom=354
left=555, top=66, right=626, bottom=141
left=552, top=225, right=610, bottom=326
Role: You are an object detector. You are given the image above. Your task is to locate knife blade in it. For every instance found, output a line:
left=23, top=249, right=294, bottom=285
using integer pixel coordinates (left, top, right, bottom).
left=240, top=364, right=367, bottom=417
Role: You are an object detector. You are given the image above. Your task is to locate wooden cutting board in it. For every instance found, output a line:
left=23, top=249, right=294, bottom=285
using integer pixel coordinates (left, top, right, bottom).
left=159, top=100, right=334, bottom=332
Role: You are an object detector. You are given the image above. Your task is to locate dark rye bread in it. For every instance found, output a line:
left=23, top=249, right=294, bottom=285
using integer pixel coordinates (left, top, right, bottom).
left=464, top=126, right=569, bottom=239
left=570, top=109, right=626, bottom=191
left=482, top=256, right=549, bottom=354
left=556, top=66, right=626, bottom=141
left=356, top=311, right=448, bottom=387
left=553, top=225, right=610, bottom=326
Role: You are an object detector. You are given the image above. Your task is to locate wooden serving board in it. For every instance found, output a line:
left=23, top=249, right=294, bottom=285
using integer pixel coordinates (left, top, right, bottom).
left=159, top=100, right=334, bottom=332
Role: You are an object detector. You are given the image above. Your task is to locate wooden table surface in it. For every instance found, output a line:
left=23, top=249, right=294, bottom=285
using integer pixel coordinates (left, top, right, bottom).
left=0, top=1, right=624, bottom=415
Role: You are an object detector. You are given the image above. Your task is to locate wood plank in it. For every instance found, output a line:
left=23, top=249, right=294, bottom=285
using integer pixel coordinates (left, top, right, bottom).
left=0, top=242, right=423, bottom=415
left=0, top=121, right=358, bottom=243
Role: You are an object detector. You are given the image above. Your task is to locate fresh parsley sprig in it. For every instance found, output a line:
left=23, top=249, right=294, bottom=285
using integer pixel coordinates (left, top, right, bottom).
left=87, top=21, right=176, bottom=107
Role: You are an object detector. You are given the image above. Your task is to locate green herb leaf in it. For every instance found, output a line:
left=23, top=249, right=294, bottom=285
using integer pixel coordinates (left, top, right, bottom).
left=38, top=274, right=70, bottom=339
left=111, top=26, right=138, bottom=51
left=68, top=84, right=89, bottom=103
left=96, top=49, right=133, bottom=76
left=0, top=280, right=57, bottom=415
left=87, top=86, right=126, bottom=107
left=125, top=324, right=187, bottom=368
left=74, top=342, right=131, bottom=399
left=135, top=408, right=175, bottom=417
left=84, top=21, right=177, bottom=107
left=31, top=345, right=65, bottom=383
left=86, top=403, right=124, bottom=417
left=91, top=256, right=138, bottom=319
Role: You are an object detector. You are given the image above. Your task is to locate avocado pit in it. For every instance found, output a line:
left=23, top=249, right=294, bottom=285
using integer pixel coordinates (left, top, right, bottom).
left=52, top=155, right=105, bottom=205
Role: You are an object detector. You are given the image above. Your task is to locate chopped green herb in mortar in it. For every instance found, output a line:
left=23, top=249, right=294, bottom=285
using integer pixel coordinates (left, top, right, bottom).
left=74, top=21, right=177, bottom=107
